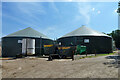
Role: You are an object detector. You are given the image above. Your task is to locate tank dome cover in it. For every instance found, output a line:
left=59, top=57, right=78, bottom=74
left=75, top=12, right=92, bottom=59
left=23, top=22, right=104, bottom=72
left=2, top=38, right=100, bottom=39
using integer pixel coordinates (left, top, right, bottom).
left=4, top=27, right=49, bottom=39
left=61, top=26, right=111, bottom=38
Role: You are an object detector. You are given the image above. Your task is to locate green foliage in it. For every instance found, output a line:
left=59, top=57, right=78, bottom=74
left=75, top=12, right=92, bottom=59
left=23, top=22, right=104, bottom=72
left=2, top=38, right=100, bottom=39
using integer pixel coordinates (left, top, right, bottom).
left=107, top=29, right=120, bottom=48
left=96, top=52, right=115, bottom=56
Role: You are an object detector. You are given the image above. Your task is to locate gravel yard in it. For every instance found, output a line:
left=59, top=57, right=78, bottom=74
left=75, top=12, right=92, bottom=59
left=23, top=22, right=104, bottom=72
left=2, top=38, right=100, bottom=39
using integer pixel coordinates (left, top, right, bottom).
left=1, top=53, right=119, bottom=78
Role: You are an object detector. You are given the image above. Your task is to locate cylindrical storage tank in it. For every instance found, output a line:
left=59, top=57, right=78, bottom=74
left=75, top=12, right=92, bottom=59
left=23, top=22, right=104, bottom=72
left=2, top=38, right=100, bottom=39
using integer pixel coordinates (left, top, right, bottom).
left=2, top=27, right=53, bottom=57
left=27, top=39, right=35, bottom=55
left=57, top=26, right=113, bottom=54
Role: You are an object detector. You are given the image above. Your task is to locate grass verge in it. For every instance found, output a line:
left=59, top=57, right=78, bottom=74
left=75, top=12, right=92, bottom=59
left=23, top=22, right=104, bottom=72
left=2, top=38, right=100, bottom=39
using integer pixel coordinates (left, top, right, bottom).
left=79, top=52, right=116, bottom=59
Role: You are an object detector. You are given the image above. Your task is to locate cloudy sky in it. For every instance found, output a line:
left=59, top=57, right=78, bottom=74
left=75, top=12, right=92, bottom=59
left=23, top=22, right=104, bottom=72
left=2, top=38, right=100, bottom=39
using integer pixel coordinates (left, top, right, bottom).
left=2, top=2, right=118, bottom=39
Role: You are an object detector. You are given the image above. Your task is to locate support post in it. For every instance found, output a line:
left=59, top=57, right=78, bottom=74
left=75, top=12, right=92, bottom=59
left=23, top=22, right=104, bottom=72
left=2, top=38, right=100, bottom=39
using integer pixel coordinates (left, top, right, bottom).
left=95, top=50, right=96, bottom=56
left=86, top=51, right=87, bottom=57
left=72, top=51, right=74, bottom=61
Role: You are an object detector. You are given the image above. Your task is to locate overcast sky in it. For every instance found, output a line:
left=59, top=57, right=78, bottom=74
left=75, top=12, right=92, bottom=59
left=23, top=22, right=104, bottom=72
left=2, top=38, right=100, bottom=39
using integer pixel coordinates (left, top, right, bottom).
left=2, top=2, right=118, bottom=39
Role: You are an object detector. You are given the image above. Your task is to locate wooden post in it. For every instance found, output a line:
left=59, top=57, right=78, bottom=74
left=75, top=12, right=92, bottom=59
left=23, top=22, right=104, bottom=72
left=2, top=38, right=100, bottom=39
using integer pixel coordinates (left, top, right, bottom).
left=86, top=51, right=87, bottom=57
left=72, top=50, right=74, bottom=61
left=95, top=50, right=96, bottom=56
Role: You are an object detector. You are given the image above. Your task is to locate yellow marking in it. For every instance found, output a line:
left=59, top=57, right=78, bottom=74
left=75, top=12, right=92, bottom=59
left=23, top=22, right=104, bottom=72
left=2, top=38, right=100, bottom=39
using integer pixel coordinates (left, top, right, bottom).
left=44, top=45, right=53, bottom=47
left=58, top=47, right=70, bottom=49
left=0, top=58, right=13, bottom=60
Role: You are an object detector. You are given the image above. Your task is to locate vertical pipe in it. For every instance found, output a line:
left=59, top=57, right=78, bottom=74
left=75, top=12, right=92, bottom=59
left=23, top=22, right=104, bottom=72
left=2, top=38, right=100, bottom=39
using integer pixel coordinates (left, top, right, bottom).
left=40, top=38, right=43, bottom=54
left=40, top=36, right=41, bottom=55
left=26, top=39, right=27, bottom=56
left=75, top=37, right=77, bottom=46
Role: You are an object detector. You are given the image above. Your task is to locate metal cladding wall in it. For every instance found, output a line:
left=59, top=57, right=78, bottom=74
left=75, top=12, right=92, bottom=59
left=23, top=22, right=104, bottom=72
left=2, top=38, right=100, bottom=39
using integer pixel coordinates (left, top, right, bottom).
left=57, top=36, right=113, bottom=53
left=2, top=37, right=53, bottom=57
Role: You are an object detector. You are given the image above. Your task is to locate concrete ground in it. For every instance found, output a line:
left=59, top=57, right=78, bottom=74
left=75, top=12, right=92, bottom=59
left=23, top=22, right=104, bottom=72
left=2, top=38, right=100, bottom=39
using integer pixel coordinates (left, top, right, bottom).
left=1, top=53, right=119, bottom=78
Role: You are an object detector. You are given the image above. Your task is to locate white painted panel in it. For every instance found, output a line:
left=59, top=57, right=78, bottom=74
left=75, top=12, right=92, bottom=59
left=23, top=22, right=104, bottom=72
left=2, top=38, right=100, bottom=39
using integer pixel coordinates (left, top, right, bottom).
left=27, top=39, right=35, bottom=55
left=22, top=39, right=26, bottom=54
left=84, top=39, right=89, bottom=43
left=18, top=40, right=22, bottom=43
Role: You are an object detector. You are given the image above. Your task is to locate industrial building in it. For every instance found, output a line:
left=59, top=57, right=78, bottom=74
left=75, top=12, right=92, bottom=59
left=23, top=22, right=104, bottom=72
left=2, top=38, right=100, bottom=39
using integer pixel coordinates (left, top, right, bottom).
left=57, top=26, right=113, bottom=54
left=2, top=27, right=53, bottom=57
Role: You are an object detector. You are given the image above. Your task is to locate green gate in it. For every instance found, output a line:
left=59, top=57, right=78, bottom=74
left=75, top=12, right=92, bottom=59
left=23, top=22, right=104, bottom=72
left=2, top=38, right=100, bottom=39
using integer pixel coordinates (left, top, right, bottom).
left=75, top=45, right=86, bottom=55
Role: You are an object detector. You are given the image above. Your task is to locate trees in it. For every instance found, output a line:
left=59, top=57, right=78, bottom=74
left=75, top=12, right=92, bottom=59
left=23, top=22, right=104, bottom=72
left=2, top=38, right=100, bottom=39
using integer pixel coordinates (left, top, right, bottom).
left=108, top=30, right=120, bottom=49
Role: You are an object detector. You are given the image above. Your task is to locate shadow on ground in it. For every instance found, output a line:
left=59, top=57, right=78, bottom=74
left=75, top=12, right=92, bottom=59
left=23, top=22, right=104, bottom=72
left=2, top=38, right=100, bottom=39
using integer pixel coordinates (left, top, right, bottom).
left=103, top=56, right=120, bottom=68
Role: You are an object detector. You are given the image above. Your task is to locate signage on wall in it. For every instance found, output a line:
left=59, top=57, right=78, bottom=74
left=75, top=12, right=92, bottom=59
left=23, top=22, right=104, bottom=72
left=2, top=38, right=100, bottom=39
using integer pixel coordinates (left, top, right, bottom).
left=84, top=39, right=89, bottom=43
left=18, top=40, right=22, bottom=43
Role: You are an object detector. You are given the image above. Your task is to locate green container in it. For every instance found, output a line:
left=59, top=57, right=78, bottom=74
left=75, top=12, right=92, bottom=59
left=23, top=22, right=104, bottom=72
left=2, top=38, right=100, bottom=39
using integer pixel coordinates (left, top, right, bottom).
left=76, top=45, right=86, bottom=55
